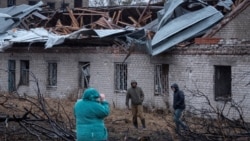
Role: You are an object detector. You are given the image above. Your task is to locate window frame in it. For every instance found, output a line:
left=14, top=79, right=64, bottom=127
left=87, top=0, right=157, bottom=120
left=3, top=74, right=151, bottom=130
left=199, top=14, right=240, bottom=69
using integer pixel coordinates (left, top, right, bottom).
left=61, top=2, right=69, bottom=11
left=8, top=60, right=16, bottom=92
left=47, top=2, right=55, bottom=9
left=48, top=62, right=57, bottom=87
left=79, top=62, right=90, bottom=89
left=74, top=0, right=82, bottom=8
left=214, top=65, right=232, bottom=101
left=7, top=0, right=16, bottom=7
left=28, top=0, right=37, bottom=5
left=154, top=64, right=169, bottom=96
left=20, top=60, right=29, bottom=86
left=114, top=63, right=127, bottom=92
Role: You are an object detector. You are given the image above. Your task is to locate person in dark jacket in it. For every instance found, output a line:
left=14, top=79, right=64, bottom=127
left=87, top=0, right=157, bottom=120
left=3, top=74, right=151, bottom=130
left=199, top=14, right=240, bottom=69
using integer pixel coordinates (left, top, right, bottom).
left=171, top=83, right=187, bottom=133
left=74, top=88, right=110, bottom=141
left=126, top=80, right=146, bottom=129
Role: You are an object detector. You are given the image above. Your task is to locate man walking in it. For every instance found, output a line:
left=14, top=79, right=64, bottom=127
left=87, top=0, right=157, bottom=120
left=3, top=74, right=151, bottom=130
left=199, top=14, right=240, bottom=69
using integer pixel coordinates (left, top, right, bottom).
left=171, top=83, right=187, bottom=134
left=126, top=80, right=146, bottom=129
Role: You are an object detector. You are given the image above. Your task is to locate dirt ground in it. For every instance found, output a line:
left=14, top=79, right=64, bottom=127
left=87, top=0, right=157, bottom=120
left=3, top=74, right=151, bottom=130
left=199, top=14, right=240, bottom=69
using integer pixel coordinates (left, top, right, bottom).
left=0, top=94, right=182, bottom=141
left=106, top=108, right=179, bottom=141
left=51, top=98, right=181, bottom=140
left=56, top=98, right=181, bottom=140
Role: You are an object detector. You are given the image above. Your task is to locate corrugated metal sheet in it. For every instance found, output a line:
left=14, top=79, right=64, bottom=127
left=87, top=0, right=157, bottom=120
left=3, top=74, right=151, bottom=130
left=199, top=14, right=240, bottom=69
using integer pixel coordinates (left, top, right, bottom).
left=0, top=1, right=43, bottom=33
left=152, top=6, right=222, bottom=47
left=151, top=12, right=224, bottom=56
left=148, top=0, right=224, bottom=56
left=0, top=0, right=226, bottom=55
left=94, top=29, right=129, bottom=38
left=157, top=0, right=186, bottom=30
left=0, top=28, right=136, bottom=50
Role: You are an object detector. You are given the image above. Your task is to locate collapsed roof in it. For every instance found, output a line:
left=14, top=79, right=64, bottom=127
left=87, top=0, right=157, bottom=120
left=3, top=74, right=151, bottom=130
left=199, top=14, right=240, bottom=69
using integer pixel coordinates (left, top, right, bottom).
left=0, top=0, right=244, bottom=55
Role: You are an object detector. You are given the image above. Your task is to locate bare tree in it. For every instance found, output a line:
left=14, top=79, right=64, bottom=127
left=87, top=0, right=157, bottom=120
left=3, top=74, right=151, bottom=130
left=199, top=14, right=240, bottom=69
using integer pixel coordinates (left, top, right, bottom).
left=178, top=85, right=250, bottom=140
left=0, top=70, right=76, bottom=141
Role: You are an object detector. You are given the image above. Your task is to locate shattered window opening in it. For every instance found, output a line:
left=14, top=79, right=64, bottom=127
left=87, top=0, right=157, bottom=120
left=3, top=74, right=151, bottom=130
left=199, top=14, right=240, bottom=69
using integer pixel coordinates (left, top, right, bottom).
left=74, top=0, right=82, bottom=8
left=8, top=60, right=16, bottom=92
left=20, top=60, right=29, bottom=86
left=61, top=3, right=69, bottom=11
left=7, top=0, right=16, bottom=7
left=154, top=64, right=169, bottom=96
left=79, top=62, right=90, bottom=89
left=48, top=62, right=57, bottom=87
left=214, top=65, right=232, bottom=101
left=47, top=2, right=55, bottom=9
left=115, top=63, right=127, bottom=92
left=28, top=1, right=37, bottom=5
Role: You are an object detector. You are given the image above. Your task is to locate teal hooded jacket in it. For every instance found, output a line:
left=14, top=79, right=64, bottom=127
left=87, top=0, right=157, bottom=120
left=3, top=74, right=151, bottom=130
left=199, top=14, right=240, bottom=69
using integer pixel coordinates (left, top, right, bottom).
left=74, top=88, right=110, bottom=141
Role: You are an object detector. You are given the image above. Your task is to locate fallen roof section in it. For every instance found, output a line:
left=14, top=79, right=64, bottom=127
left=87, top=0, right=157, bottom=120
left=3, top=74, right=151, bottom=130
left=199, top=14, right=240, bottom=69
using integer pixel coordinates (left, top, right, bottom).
left=0, top=0, right=247, bottom=55
left=148, top=0, right=224, bottom=56
left=0, top=27, right=136, bottom=51
left=0, top=1, right=44, bottom=33
left=0, top=1, right=157, bottom=51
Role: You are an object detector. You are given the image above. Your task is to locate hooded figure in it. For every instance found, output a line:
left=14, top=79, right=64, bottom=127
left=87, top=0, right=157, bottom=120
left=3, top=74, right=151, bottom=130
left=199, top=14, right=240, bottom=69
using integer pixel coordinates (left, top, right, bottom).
left=171, top=83, right=187, bottom=133
left=171, top=83, right=185, bottom=110
left=74, top=88, right=110, bottom=141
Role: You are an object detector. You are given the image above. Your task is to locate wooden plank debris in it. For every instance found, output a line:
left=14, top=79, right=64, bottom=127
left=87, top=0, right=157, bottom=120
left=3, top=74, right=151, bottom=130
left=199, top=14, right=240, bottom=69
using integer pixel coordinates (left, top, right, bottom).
left=66, top=7, right=79, bottom=28
left=30, top=0, right=246, bottom=39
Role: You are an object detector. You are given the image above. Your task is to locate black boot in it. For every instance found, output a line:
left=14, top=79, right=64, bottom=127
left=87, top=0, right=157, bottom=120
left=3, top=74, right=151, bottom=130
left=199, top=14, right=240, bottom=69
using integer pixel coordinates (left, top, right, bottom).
left=141, top=119, right=146, bottom=129
left=133, top=117, right=138, bottom=129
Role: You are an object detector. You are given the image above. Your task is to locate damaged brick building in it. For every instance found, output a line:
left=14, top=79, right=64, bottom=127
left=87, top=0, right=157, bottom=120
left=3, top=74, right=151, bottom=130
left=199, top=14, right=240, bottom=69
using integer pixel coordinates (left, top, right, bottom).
left=0, top=0, right=250, bottom=121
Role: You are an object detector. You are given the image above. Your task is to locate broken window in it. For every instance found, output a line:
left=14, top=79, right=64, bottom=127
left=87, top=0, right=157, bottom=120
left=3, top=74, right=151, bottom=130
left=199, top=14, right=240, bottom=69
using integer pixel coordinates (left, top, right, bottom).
left=28, top=1, right=37, bottom=5
left=154, top=64, right=169, bottom=95
left=115, top=63, right=127, bottom=92
left=214, top=65, right=231, bottom=101
left=47, top=2, right=55, bottom=9
left=79, top=62, right=90, bottom=89
left=48, top=62, right=57, bottom=86
left=20, top=60, right=29, bottom=85
left=8, top=60, right=16, bottom=92
left=74, top=0, right=82, bottom=7
left=7, top=0, right=16, bottom=7
left=61, top=3, right=69, bottom=11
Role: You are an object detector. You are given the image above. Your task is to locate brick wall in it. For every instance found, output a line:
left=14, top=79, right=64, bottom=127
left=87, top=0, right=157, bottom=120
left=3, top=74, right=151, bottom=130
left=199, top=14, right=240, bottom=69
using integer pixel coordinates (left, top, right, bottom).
left=0, top=0, right=7, bottom=7
left=1, top=45, right=250, bottom=121
left=214, top=6, right=250, bottom=40
left=0, top=51, right=163, bottom=110
left=151, top=49, right=250, bottom=121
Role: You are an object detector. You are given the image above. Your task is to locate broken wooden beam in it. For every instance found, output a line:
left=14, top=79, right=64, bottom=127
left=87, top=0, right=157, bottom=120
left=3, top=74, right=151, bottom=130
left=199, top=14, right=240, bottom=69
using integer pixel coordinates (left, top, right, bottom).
left=128, top=16, right=141, bottom=27
left=66, top=7, right=79, bottom=28
left=73, top=8, right=109, bottom=18
left=115, top=10, right=122, bottom=25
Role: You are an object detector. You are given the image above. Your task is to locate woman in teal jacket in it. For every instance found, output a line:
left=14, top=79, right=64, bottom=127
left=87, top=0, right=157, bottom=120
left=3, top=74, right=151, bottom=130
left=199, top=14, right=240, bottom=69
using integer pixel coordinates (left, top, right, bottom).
left=74, top=88, right=110, bottom=141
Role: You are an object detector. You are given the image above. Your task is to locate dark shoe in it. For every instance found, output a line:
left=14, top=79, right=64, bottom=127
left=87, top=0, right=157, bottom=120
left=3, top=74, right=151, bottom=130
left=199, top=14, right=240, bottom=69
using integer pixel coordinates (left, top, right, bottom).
left=175, top=129, right=180, bottom=135
left=133, top=117, right=138, bottom=129
left=183, top=126, right=190, bottom=133
left=141, top=119, right=146, bottom=129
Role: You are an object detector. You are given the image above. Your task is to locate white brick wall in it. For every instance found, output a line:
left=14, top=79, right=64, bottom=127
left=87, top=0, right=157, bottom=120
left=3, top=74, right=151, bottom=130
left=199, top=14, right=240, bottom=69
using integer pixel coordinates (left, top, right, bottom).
left=1, top=51, right=250, bottom=121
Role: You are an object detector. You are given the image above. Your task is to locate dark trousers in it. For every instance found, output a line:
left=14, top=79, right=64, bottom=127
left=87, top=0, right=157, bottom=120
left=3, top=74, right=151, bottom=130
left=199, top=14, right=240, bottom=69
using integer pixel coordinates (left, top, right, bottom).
left=174, top=109, right=186, bottom=132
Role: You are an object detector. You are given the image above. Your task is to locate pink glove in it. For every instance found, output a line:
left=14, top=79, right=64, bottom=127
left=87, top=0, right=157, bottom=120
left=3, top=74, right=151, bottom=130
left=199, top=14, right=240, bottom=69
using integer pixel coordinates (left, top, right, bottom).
left=100, top=93, right=105, bottom=101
